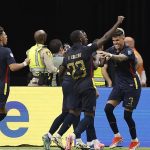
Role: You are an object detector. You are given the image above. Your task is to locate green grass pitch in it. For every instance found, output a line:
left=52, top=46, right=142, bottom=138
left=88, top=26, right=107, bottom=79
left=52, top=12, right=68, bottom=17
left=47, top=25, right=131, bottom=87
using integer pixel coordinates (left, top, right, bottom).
left=0, top=147, right=149, bottom=150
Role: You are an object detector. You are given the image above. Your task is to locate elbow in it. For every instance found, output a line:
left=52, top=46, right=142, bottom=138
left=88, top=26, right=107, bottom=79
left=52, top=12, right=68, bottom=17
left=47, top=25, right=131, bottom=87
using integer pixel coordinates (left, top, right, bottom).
left=9, top=66, right=17, bottom=72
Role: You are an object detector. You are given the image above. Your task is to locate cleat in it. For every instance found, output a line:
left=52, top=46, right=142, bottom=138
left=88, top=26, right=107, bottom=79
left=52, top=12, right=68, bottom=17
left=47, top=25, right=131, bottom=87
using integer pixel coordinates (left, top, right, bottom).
left=52, top=135, right=65, bottom=149
left=90, top=140, right=105, bottom=150
left=109, top=136, right=123, bottom=148
left=128, top=141, right=140, bottom=150
left=65, top=135, right=74, bottom=150
left=75, top=140, right=90, bottom=149
left=42, top=134, right=51, bottom=150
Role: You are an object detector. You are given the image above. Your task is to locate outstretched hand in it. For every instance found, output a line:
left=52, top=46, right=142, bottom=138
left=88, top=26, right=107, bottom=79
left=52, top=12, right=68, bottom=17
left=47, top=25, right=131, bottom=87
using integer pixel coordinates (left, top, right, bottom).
left=117, top=16, right=125, bottom=24
left=97, top=51, right=112, bottom=61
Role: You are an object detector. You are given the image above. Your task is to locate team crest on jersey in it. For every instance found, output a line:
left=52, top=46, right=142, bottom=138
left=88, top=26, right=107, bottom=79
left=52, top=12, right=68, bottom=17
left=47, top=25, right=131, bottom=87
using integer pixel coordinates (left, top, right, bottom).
left=127, top=50, right=132, bottom=55
left=10, top=53, right=14, bottom=57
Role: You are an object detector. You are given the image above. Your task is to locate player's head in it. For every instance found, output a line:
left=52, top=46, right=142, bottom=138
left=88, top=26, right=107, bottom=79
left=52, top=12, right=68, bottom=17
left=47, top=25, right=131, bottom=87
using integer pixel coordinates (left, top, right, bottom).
left=34, top=30, right=47, bottom=44
left=49, top=38, right=64, bottom=55
left=0, top=26, right=8, bottom=46
left=112, top=28, right=125, bottom=50
left=124, top=36, right=135, bottom=49
left=70, top=30, right=88, bottom=45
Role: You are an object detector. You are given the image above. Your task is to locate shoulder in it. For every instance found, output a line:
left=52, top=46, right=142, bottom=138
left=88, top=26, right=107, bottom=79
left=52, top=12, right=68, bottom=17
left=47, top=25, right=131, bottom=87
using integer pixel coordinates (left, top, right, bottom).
left=3, top=47, right=13, bottom=55
left=85, top=43, right=97, bottom=51
left=0, top=47, right=15, bottom=60
left=42, top=48, right=52, bottom=57
left=123, top=46, right=134, bottom=55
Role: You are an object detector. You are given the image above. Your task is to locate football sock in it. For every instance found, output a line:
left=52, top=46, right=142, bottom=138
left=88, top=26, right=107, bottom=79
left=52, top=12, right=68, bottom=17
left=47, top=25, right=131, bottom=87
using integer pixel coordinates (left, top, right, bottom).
left=74, top=115, right=93, bottom=139
left=114, top=133, right=121, bottom=137
left=73, top=115, right=80, bottom=131
left=58, top=113, right=76, bottom=136
left=48, top=133, right=52, bottom=139
left=104, top=103, right=119, bottom=134
left=124, top=110, right=137, bottom=139
left=49, top=112, right=68, bottom=135
left=86, top=119, right=97, bottom=142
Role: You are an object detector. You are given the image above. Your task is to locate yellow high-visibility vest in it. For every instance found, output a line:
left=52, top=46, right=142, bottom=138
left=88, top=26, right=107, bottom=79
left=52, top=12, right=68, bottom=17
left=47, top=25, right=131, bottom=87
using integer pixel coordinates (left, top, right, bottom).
left=26, top=44, right=46, bottom=71
left=93, top=67, right=105, bottom=86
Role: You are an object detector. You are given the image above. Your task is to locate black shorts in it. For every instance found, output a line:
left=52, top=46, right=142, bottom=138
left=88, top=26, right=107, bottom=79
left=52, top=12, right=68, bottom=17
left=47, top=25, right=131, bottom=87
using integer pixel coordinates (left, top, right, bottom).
left=74, top=88, right=96, bottom=112
left=62, top=77, right=97, bottom=112
left=0, top=92, right=9, bottom=109
left=108, top=85, right=141, bottom=110
left=62, top=79, right=75, bottom=112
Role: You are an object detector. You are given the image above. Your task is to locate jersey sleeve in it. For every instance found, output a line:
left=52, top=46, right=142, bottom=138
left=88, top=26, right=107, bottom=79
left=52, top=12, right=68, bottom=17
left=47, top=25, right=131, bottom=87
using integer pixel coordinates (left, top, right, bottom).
left=82, top=43, right=98, bottom=58
left=123, top=48, right=135, bottom=60
left=6, top=48, right=16, bottom=65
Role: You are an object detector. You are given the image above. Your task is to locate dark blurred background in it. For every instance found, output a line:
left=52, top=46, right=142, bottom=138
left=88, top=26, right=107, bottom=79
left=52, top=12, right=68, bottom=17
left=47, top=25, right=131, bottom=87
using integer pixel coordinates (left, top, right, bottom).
left=1, top=0, right=150, bottom=86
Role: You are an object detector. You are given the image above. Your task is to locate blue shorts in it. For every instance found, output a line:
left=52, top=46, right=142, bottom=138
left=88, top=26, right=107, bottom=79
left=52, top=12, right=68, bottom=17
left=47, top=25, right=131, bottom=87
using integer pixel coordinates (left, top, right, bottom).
left=108, top=85, right=141, bottom=110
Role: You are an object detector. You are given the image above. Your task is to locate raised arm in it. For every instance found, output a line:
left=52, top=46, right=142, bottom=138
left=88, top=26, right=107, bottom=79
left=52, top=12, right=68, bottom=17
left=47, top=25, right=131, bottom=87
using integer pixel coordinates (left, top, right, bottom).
left=96, top=16, right=125, bottom=48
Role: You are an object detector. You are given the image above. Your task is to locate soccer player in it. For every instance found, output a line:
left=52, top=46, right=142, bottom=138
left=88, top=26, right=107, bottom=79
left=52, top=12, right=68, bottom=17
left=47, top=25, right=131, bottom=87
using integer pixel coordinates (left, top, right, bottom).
left=99, top=28, right=141, bottom=150
left=52, top=31, right=104, bottom=150
left=58, top=16, right=124, bottom=150
left=0, top=26, right=30, bottom=122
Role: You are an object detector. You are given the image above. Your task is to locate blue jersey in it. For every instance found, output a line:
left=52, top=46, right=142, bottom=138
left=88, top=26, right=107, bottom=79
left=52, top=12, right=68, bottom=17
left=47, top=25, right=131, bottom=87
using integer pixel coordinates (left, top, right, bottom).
left=107, top=45, right=141, bottom=89
left=0, top=45, right=16, bottom=94
left=62, top=43, right=97, bottom=92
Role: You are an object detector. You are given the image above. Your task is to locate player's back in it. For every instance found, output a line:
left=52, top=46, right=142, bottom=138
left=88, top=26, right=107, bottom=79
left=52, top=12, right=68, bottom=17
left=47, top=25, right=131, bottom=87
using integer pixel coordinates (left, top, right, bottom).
left=65, top=43, right=96, bottom=93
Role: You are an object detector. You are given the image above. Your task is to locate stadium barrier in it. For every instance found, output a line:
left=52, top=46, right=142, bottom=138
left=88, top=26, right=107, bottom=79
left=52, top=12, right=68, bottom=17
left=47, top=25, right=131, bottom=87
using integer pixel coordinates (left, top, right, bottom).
left=0, top=87, right=149, bottom=147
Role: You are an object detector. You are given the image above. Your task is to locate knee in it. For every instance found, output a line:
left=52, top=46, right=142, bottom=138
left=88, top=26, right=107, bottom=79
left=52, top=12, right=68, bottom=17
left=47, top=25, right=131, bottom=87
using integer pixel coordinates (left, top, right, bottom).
left=84, top=112, right=95, bottom=117
left=69, top=109, right=80, bottom=117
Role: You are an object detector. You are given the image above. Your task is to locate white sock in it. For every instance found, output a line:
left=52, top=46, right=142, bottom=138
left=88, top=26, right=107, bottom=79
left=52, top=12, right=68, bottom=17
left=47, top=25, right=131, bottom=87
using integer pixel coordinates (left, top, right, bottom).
left=76, top=138, right=82, bottom=143
left=87, top=141, right=92, bottom=146
left=114, top=133, right=121, bottom=137
left=47, top=133, right=52, bottom=139
left=132, top=138, right=138, bottom=142
left=92, top=139, right=100, bottom=145
left=71, top=133, right=76, bottom=140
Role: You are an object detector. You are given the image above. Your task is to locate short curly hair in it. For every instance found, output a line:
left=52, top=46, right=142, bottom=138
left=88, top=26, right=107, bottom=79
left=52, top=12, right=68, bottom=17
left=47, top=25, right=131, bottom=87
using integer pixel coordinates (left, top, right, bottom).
left=49, top=39, right=63, bottom=54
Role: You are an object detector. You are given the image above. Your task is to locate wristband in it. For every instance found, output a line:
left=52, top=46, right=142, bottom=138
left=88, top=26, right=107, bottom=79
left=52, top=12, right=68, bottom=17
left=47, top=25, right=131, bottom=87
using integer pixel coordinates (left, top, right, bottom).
left=23, top=61, right=27, bottom=67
